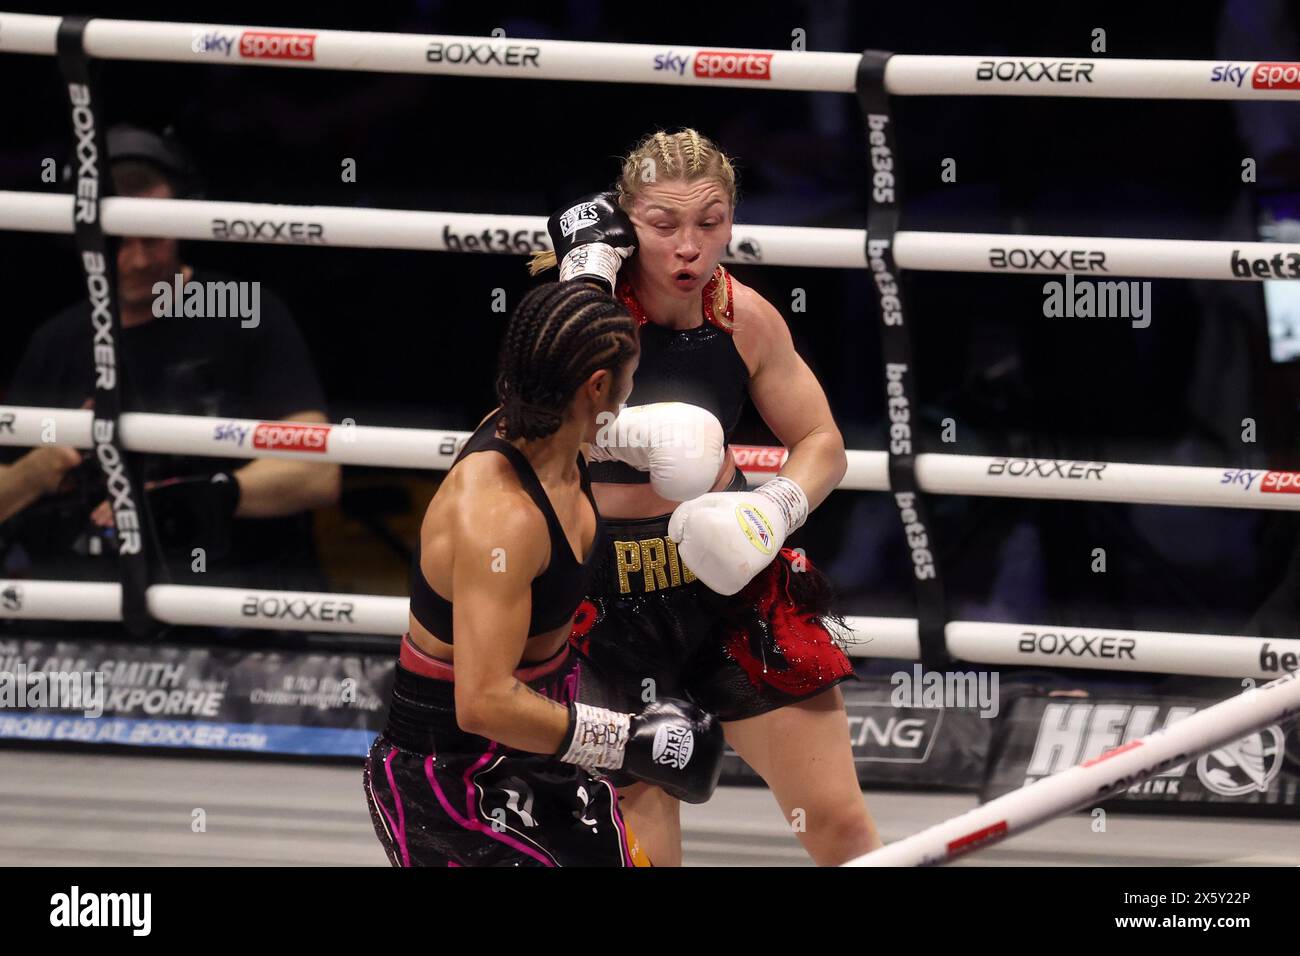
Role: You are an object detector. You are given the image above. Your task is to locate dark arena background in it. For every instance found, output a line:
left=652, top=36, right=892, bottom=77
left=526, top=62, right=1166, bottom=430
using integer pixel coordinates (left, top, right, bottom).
left=0, top=0, right=1297, bottom=916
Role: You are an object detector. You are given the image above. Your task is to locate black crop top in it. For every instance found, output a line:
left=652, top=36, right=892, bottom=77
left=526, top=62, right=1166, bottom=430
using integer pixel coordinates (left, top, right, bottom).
left=409, top=414, right=604, bottom=641
left=589, top=269, right=749, bottom=485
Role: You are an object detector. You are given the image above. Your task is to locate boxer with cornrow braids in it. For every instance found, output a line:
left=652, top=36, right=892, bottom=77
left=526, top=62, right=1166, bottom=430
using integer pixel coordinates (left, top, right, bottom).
left=363, top=281, right=727, bottom=867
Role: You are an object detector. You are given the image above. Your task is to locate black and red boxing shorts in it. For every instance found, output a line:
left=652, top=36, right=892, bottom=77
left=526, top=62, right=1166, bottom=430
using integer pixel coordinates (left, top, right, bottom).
left=570, top=480, right=859, bottom=733
left=363, top=635, right=649, bottom=867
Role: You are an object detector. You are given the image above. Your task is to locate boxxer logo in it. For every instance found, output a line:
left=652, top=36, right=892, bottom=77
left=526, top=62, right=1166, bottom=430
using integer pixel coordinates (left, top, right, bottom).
left=1018, top=630, right=1137, bottom=660
left=987, top=458, right=1107, bottom=480
left=989, top=248, right=1108, bottom=272
left=240, top=596, right=355, bottom=622
left=975, top=60, right=1095, bottom=83
left=84, top=252, right=116, bottom=390
left=211, top=219, right=324, bottom=244
left=425, top=41, right=540, bottom=68
left=93, top=422, right=142, bottom=556
left=67, top=84, right=100, bottom=225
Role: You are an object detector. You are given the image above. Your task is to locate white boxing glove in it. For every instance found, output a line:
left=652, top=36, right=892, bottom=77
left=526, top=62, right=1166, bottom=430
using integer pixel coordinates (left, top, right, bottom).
left=587, top=402, right=725, bottom=501
left=667, top=476, right=809, bottom=595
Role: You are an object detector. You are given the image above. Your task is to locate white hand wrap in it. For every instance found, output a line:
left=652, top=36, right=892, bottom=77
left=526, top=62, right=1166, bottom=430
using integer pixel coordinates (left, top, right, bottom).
left=559, top=702, right=631, bottom=770
left=558, top=243, right=632, bottom=293
left=753, top=476, right=809, bottom=534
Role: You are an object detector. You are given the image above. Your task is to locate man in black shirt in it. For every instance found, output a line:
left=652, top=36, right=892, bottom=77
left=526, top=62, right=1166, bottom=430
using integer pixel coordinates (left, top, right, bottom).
left=0, top=126, right=339, bottom=595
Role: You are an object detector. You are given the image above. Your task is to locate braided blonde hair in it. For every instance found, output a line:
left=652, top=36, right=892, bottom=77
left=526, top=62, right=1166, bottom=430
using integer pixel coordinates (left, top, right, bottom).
left=529, top=128, right=739, bottom=318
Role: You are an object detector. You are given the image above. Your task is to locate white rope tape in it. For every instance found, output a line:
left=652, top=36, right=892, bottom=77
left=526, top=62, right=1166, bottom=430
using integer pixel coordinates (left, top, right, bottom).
left=3, top=406, right=1299, bottom=511
left=1, top=582, right=1295, bottom=680
left=2, top=191, right=1297, bottom=280
left=2, top=13, right=1298, bottom=100
left=844, top=670, right=1300, bottom=866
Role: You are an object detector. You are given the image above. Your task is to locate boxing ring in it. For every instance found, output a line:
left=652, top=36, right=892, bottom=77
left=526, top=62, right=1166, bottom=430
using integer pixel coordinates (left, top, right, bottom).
left=2, top=13, right=1299, bottom=866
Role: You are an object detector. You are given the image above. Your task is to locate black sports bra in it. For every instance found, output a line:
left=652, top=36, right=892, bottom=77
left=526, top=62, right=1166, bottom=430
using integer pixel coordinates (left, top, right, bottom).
left=409, top=413, right=604, bottom=640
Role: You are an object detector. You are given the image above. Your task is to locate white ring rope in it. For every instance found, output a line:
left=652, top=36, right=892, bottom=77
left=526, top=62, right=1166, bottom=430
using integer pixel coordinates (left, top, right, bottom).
left=844, top=670, right=1300, bottom=866
left=0, top=407, right=467, bottom=470
left=2, top=580, right=1296, bottom=680
left=2, top=192, right=1297, bottom=281
left=2, top=406, right=1297, bottom=511
left=6, top=15, right=1292, bottom=870
left=2, top=13, right=1298, bottom=101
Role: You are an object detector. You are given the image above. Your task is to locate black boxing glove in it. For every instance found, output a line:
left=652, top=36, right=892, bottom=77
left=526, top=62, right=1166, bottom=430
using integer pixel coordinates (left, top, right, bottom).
left=556, top=698, right=724, bottom=804
left=147, top=472, right=240, bottom=560
left=546, top=191, right=638, bottom=293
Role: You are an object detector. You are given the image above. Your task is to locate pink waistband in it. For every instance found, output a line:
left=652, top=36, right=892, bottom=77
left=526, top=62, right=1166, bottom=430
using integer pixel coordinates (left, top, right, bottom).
left=399, top=633, right=572, bottom=682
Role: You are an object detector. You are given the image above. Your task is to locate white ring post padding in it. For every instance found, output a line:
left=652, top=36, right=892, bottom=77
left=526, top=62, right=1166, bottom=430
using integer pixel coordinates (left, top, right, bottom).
left=3, top=192, right=1299, bottom=280
left=844, top=671, right=1300, bottom=866
left=3, top=14, right=1299, bottom=101
left=5, top=406, right=1300, bottom=511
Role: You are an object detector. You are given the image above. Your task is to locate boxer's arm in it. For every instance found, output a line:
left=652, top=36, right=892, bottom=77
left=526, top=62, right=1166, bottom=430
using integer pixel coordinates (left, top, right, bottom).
left=450, top=492, right=572, bottom=753
left=229, top=410, right=341, bottom=517
left=734, top=290, right=847, bottom=510
left=0, top=446, right=82, bottom=523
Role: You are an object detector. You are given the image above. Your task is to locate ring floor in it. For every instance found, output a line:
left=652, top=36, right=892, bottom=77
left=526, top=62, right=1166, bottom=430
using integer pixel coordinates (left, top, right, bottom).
left=1, top=750, right=1295, bottom=866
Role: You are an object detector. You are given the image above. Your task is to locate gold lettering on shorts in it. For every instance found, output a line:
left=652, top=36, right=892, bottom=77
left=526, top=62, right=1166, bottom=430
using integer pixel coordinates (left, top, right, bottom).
left=666, top=536, right=696, bottom=585
left=613, top=536, right=696, bottom=594
left=640, top=538, right=669, bottom=592
left=614, top=540, right=641, bottom=595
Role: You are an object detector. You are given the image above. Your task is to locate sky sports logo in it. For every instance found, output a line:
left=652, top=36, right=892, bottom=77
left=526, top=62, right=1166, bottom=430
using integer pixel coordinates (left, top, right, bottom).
left=1261, top=471, right=1300, bottom=494
left=731, top=445, right=788, bottom=472
left=654, top=50, right=772, bottom=80
left=1210, top=62, right=1300, bottom=90
left=239, top=31, right=316, bottom=61
left=1220, top=468, right=1300, bottom=493
left=252, top=422, right=330, bottom=452
left=695, top=51, right=772, bottom=80
left=191, top=30, right=316, bottom=60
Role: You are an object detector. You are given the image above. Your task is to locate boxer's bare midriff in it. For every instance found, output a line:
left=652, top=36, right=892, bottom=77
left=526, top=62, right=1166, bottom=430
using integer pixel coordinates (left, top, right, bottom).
left=407, top=619, right=572, bottom=667
left=591, top=447, right=738, bottom=520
